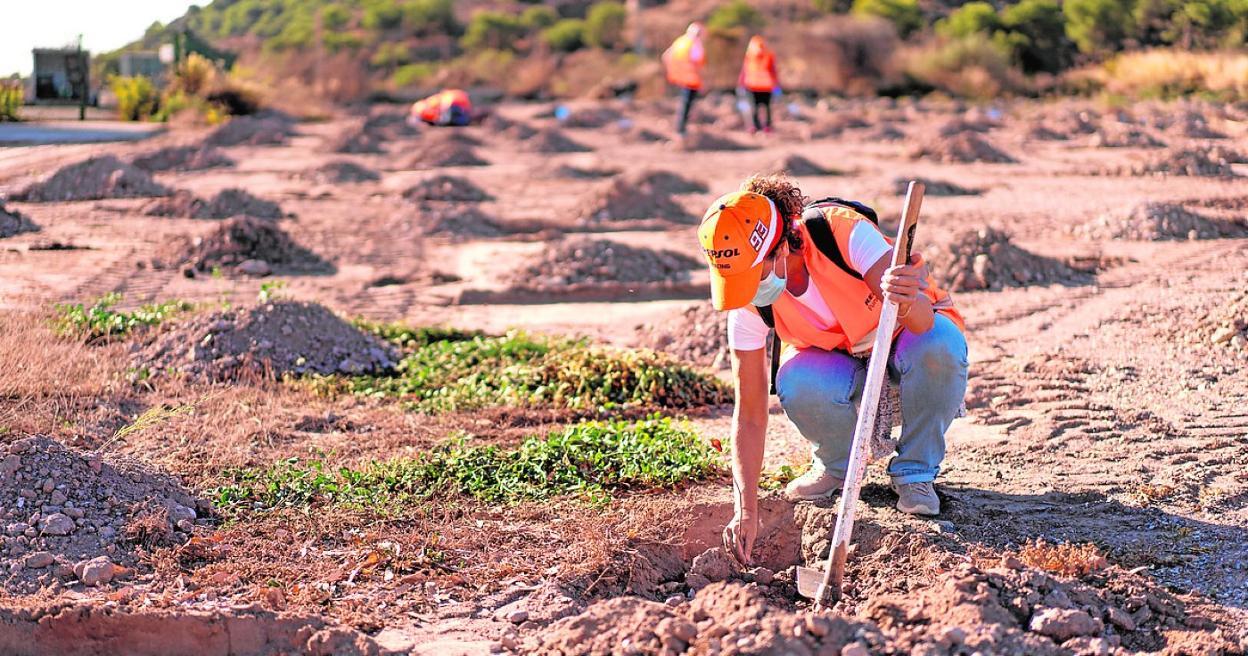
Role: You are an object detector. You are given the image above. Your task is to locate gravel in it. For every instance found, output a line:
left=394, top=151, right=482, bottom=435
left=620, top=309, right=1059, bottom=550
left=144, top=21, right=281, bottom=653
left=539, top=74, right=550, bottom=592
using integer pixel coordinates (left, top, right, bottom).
left=507, top=238, right=699, bottom=291
left=910, top=133, right=1016, bottom=164
left=144, top=188, right=285, bottom=220
left=402, top=176, right=492, bottom=203
left=927, top=227, right=1089, bottom=291
left=1076, top=202, right=1248, bottom=241
left=130, top=145, right=235, bottom=172
left=12, top=156, right=172, bottom=202
left=296, top=160, right=381, bottom=184
left=155, top=215, right=332, bottom=276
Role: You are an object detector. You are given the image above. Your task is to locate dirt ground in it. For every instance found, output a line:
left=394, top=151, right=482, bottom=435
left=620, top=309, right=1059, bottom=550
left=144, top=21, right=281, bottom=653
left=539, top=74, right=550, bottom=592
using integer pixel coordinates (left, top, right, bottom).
left=0, top=95, right=1246, bottom=655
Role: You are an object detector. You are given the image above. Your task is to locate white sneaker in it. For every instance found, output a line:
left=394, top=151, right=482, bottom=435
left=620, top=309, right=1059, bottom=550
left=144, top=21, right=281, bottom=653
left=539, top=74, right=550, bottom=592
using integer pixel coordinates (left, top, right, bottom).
left=783, top=468, right=845, bottom=501
left=892, top=481, right=940, bottom=516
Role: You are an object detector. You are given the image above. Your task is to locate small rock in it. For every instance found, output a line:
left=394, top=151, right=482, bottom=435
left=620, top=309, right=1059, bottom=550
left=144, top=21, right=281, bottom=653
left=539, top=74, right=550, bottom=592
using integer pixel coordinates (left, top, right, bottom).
left=77, top=556, right=115, bottom=586
left=0, top=455, right=20, bottom=478
left=49, top=490, right=67, bottom=506
left=841, top=642, right=870, bottom=656
left=684, top=573, right=712, bottom=590
left=238, top=259, right=272, bottom=277
left=64, top=507, right=85, bottom=520
left=665, top=595, right=685, bottom=607
left=804, top=615, right=830, bottom=638
left=1000, top=555, right=1024, bottom=570
left=934, top=520, right=956, bottom=533
left=500, top=634, right=517, bottom=650
left=7, top=523, right=29, bottom=536
left=689, top=547, right=739, bottom=582
left=39, top=513, right=75, bottom=536
left=1211, top=325, right=1236, bottom=344
left=505, top=609, right=528, bottom=624
left=1106, top=606, right=1135, bottom=631
left=24, top=551, right=54, bottom=568
left=1030, top=608, right=1102, bottom=642
left=941, top=626, right=967, bottom=645
left=176, top=519, right=195, bottom=533
left=751, top=567, right=775, bottom=585
left=1062, top=636, right=1110, bottom=656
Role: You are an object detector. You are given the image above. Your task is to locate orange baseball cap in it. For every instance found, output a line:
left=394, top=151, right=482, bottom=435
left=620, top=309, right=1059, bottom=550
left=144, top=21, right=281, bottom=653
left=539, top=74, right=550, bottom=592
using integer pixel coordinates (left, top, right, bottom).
left=697, top=191, right=780, bottom=311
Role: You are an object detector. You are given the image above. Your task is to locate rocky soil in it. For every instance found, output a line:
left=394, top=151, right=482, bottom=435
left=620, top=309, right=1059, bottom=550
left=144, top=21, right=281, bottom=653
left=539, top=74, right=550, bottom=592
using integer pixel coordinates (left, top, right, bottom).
left=402, top=176, right=492, bottom=203
left=521, top=129, right=592, bottom=154
left=1134, top=147, right=1238, bottom=177
left=507, top=238, right=699, bottom=291
left=579, top=177, right=692, bottom=225
left=130, top=145, right=235, bottom=172
left=203, top=114, right=297, bottom=147
left=155, top=216, right=331, bottom=277
left=0, top=201, right=40, bottom=238
left=910, top=132, right=1016, bottom=164
left=1076, top=202, right=1248, bottom=241
left=926, top=227, right=1089, bottom=291
left=12, top=156, right=172, bottom=202
left=635, top=303, right=727, bottom=370
left=143, top=188, right=285, bottom=221
left=133, top=300, right=397, bottom=381
left=294, top=161, right=380, bottom=184
left=402, top=140, right=488, bottom=168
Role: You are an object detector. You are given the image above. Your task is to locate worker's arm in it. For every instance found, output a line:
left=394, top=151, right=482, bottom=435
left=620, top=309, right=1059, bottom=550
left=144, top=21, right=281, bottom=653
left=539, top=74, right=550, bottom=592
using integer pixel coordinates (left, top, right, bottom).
left=864, top=252, right=935, bottom=334
left=723, top=346, right=769, bottom=565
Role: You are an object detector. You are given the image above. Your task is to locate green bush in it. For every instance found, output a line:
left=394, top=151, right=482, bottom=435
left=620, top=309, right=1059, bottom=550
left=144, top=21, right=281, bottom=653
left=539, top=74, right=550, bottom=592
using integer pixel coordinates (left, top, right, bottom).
left=323, top=31, right=366, bottom=53
left=544, top=19, right=586, bottom=51
left=267, top=13, right=316, bottom=51
left=370, top=42, right=411, bottom=68
left=211, top=416, right=720, bottom=510
left=461, top=11, right=527, bottom=51
left=362, top=0, right=403, bottom=30
left=937, top=1, right=1001, bottom=39
left=906, top=34, right=1020, bottom=99
left=814, top=0, right=853, bottom=13
left=853, top=0, right=924, bottom=37
left=1001, top=0, right=1072, bottom=73
left=320, top=4, right=352, bottom=31
left=111, top=75, right=160, bottom=121
left=390, top=62, right=436, bottom=87
left=404, top=0, right=458, bottom=35
left=521, top=5, right=559, bottom=30
left=585, top=1, right=629, bottom=48
left=1064, top=0, right=1135, bottom=53
left=0, top=80, right=21, bottom=122
left=55, top=293, right=193, bottom=343
left=708, top=0, right=766, bottom=31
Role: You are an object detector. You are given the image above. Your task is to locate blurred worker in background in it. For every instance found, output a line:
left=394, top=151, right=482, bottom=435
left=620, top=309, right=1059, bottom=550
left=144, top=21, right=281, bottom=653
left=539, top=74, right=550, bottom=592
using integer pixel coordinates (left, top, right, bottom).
left=662, top=22, right=706, bottom=138
left=408, top=89, right=473, bottom=127
left=737, top=36, right=779, bottom=134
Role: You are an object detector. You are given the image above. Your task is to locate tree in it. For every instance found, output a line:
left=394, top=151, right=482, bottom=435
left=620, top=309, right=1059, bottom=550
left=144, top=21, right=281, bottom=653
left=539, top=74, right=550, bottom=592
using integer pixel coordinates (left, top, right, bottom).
left=708, top=0, right=767, bottom=31
left=585, top=2, right=629, bottom=49
left=543, top=19, right=586, bottom=52
left=1001, top=0, right=1072, bottom=73
left=937, top=2, right=1001, bottom=39
left=853, top=0, right=924, bottom=38
left=461, top=11, right=526, bottom=51
left=1063, top=0, right=1135, bottom=53
left=363, top=0, right=404, bottom=30
left=521, top=6, right=559, bottom=31
left=405, top=0, right=458, bottom=36
left=320, top=4, right=352, bottom=31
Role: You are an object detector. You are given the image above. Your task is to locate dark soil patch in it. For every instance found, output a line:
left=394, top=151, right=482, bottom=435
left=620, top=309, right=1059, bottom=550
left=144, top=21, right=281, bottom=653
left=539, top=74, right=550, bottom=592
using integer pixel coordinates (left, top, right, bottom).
left=910, top=133, right=1016, bottom=164
left=203, top=115, right=297, bottom=147
left=1076, top=202, right=1248, bottom=241
left=896, top=176, right=982, bottom=196
left=143, top=189, right=284, bottom=220
left=680, top=131, right=754, bottom=152
left=155, top=216, right=332, bottom=276
left=296, top=161, right=380, bottom=184
left=402, top=141, right=488, bottom=168
left=774, top=155, right=838, bottom=177
left=133, top=300, right=397, bottom=381
left=402, top=176, right=492, bottom=203
left=522, top=128, right=592, bottom=154
left=362, top=111, right=418, bottom=140
left=130, top=145, right=234, bottom=172
left=865, top=123, right=905, bottom=142
left=623, top=170, right=707, bottom=195
left=322, top=128, right=383, bottom=154
left=507, top=238, right=699, bottom=291
left=938, top=118, right=996, bottom=136
left=635, top=302, right=727, bottom=370
left=1026, top=124, right=1068, bottom=141
left=0, top=435, right=204, bottom=594
left=0, top=201, right=40, bottom=238
left=416, top=203, right=506, bottom=238
left=928, top=227, right=1089, bottom=291
left=562, top=106, right=624, bottom=129
left=1134, top=148, right=1238, bottom=177
left=13, top=156, right=172, bottom=202
left=1091, top=126, right=1166, bottom=149
left=549, top=165, right=619, bottom=180
left=580, top=177, right=693, bottom=225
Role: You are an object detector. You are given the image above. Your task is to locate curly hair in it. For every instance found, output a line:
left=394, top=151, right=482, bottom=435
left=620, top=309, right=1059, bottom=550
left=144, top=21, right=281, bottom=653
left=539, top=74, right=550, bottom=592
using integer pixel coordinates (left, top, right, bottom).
left=741, top=174, right=806, bottom=252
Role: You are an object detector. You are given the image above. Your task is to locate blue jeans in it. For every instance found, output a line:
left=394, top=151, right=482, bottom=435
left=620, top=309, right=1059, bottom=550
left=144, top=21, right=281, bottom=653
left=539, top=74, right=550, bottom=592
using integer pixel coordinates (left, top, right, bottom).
left=775, top=315, right=968, bottom=484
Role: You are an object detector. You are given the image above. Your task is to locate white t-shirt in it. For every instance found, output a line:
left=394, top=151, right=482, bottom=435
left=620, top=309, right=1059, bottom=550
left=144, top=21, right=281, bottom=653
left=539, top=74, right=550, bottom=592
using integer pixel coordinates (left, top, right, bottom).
left=727, top=221, right=891, bottom=351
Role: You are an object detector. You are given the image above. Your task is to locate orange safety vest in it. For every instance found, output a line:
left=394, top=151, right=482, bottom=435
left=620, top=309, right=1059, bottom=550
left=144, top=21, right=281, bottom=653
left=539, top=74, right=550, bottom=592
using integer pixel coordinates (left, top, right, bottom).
left=762, top=205, right=965, bottom=354
left=414, top=89, right=471, bottom=123
left=664, top=34, right=704, bottom=91
left=740, top=39, right=777, bottom=92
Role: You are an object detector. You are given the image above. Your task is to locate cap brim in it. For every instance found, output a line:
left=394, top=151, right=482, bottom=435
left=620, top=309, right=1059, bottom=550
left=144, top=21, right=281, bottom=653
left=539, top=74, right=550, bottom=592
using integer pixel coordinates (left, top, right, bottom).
left=710, top=264, right=763, bottom=311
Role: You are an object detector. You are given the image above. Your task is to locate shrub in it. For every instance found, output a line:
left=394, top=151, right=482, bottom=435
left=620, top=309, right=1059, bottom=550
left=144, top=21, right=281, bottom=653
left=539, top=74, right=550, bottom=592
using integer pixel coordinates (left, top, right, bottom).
left=1064, top=0, right=1135, bottom=53
left=937, top=1, right=1001, bottom=40
left=169, top=52, right=217, bottom=96
left=708, top=0, right=767, bottom=31
left=461, top=11, right=527, bottom=51
left=362, top=0, right=403, bottom=30
left=0, top=79, right=21, bottom=122
left=853, top=0, right=923, bottom=38
left=544, top=19, right=586, bottom=51
left=320, top=4, right=352, bottom=31
left=390, top=62, right=437, bottom=87
left=111, top=75, right=160, bottom=121
left=404, top=0, right=458, bottom=35
left=370, top=42, right=411, bottom=68
left=905, top=34, right=1022, bottom=99
left=267, top=14, right=316, bottom=51
left=521, top=5, right=559, bottom=30
left=585, top=1, right=629, bottom=48
left=55, top=293, right=193, bottom=343
left=323, top=31, right=366, bottom=53
left=814, top=0, right=853, bottom=13
left=211, top=416, right=720, bottom=510
left=1001, top=0, right=1072, bottom=73
left=1096, top=49, right=1248, bottom=99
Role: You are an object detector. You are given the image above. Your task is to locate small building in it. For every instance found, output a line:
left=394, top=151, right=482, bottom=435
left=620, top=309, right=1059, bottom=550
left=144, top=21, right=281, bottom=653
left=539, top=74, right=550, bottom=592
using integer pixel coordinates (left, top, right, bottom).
left=30, top=48, right=90, bottom=103
left=119, top=51, right=166, bottom=85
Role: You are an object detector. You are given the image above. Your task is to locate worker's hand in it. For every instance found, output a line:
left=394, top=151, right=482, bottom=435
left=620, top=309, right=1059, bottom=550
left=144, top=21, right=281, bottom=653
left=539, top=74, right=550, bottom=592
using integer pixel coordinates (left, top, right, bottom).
left=881, top=253, right=929, bottom=312
left=723, top=508, right=759, bottom=567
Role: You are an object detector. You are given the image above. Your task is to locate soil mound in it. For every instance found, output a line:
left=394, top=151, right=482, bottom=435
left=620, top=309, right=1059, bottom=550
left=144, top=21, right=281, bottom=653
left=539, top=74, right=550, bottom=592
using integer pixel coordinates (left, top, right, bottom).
left=897, top=176, right=981, bottom=196
left=1053, top=110, right=1100, bottom=135
left=680, top=131, right=754, bottom=152
left=134, top=300, right=397, bottom=381
left=0, top=201, right=40, bottom=238
left=362, top=111, right=418, bottom=140
left=402, top=140, right=488, bottom=168
left=910, top=133, right=1016, bottom=164
left=157, top=216, right=331, bottom=276
left=1026, top=124, right=1068, bottom=141
left=581, top=177, right=692, bottom=224
left=508, top=238, right=698, bottom=290
left=1077, top=202, right=1248, bottom=241
left=865, top=123, right=905, bottom=141
left=635, top=302, right=727, bottom=369
left=203, top=115, right=296, bottom=147
left=297, top=160, right=380, bottom=184
left=402, top=176, right=491, bottom=203
left=417, top=203, right=506, bottom=238
left=0, top=435, right=204, bottom=594
left=624, top=170, right=707, bottom=195
left=1171, top=115, right=1226, bottom=139
left=323, top=128, right=383, bottom=154
left=775, top=155, right=836, bottom=177
left=13, top=156, right=172, bottom=202
left=616, top=125, right=666, bottom=143
left=144, top=189, right=284, bottom=220
left=1091, top=126, right=1166, bottom=148
left=1194, top=289, right=1248, bottom=353
left=938, top=118, right=995, bottom=136
left=522, top=128, right=592, bottom=153
left=1136, top=147, right=1237, bottom=177
left=928, top=227, right=1086, bottom=291
left=562, top=106, right=624, bottom=128
left=548, top=165, right=618, bottom=180
left=130, top=145, right=234, bottom=172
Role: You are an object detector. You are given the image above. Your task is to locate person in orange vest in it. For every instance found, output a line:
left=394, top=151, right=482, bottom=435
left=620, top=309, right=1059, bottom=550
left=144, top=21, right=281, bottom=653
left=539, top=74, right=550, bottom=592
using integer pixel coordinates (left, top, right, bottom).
left=737, top=36, right=779, bottom=134
left=697, top=174, right=968, bottom=565
left=661, top=22, right=706, bottom=137
left=408, top=89, right=473, bottom=127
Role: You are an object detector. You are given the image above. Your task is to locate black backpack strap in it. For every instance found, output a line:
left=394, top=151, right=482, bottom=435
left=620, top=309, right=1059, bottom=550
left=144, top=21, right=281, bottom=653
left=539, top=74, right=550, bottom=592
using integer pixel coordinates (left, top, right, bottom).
left=755, top=305, right=781, bottom=396
left=801, top=197, right=880, bottom=281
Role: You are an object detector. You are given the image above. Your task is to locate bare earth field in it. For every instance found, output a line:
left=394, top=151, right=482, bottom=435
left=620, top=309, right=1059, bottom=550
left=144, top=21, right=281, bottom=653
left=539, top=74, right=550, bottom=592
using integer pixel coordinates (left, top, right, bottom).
left=0, top=95, right=1246, bottom=655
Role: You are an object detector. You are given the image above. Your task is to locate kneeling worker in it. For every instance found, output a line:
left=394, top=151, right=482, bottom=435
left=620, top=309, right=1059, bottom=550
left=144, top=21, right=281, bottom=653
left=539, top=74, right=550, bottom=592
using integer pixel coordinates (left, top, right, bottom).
left=697, top=175, right=968, bottom=565
left=409, top=89, right=473, bottom=127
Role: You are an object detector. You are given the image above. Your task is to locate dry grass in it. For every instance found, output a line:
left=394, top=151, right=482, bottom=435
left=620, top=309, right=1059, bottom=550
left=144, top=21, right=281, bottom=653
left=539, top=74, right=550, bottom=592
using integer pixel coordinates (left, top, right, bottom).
left=1131, top=482, right=1177, bottom=505
left=1016, top=539, right=1109, bottom=578
left=1089, top=49, right=1248, bottom=100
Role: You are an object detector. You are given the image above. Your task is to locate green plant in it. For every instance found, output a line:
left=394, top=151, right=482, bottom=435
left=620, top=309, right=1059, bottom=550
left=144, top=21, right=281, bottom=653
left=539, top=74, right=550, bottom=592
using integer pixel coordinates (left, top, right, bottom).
left=544, top=19, right=587, bottom=52
left=1064, top=0, right=1135, bottom=53
left=461, top=11, right=527, bottom=51
left=937, top=1, right=1001, bottom=39
left=370, top=42, right=411, bottom=69
left=390, top=62, right=436, bottom=87
left=257, top=280, right=288, bottom=303
left=320, top=4, right=352, bottom=31
left=585, top=1, right=629, bottom=48
left=853, top=0, right=924, bottom=37
left=404, top=0, right=458, bottom=35
left=363, top=0, right=404, bottom=30
left=210, top=416, right=721, bottom=511
left=521, top=5, right=560, bottom=31
left=111, top=75, right=160, bottom=121
left=905, top=34, right=1021, bottom=99
left=814, top=0, right=854, bottom=13
left=54, top=293, right=193, bottom=343
left=323, top=31, right=366, bottom=53
left=1001, top=0, right=1072, bottom=73
left=0, top=79, right=22, bottom=122
left=708, top=0, right=767, bottom=31
left=353, top=320, right=483, bottom=349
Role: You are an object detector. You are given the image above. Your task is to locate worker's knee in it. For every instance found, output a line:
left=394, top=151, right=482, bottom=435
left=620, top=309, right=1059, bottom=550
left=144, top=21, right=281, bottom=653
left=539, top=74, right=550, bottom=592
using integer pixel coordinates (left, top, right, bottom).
left=897, top=317, right=968, bottom=384
left=776, top=358, right=856, bottom=425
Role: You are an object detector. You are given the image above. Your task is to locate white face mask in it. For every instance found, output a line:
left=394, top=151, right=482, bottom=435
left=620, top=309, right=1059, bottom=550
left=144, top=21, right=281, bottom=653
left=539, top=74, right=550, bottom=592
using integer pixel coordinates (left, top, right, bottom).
left=751, top=248, right=787, bottom=307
